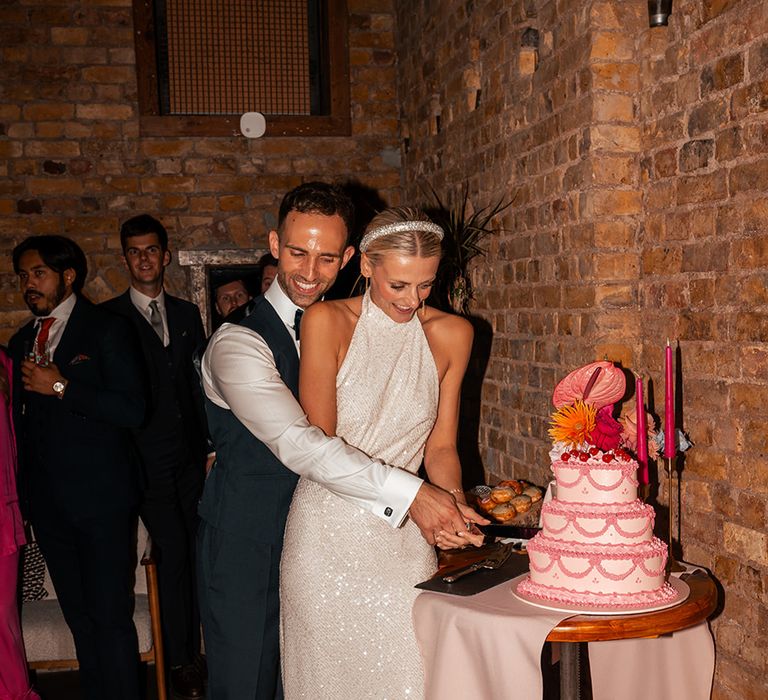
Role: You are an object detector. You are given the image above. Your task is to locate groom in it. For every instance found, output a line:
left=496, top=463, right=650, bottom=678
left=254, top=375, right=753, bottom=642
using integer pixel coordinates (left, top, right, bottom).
left=198, top=181, right=485, bottom=699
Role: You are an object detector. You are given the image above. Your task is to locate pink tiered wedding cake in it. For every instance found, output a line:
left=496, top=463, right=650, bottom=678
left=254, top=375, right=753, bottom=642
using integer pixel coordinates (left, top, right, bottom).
left=517, top=361, right=677, bottom=609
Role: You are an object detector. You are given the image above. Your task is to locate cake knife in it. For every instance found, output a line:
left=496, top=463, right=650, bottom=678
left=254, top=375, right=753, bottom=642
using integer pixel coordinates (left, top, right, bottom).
left=441, top=542, right=516, bottom=583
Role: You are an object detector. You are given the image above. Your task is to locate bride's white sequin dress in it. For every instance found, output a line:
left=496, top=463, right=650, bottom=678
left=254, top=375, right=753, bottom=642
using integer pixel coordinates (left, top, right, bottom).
left=280, top=290, right=439, bottom=699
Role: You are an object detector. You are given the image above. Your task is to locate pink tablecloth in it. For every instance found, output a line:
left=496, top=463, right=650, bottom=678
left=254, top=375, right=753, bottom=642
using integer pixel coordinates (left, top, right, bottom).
left=413, top=573, right=715, bottom=700
left=588, top=623, right=714, bottom=700
left=413, top=580, right=570, bottom=699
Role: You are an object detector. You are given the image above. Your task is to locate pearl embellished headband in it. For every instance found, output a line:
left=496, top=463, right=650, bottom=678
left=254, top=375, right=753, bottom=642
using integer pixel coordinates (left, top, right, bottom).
left=358, top=221, right=445, bottom=252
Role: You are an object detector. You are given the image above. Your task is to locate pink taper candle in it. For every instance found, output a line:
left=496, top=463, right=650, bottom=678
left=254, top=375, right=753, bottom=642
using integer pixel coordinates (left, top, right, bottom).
left=636, top=376, right=649, bottom=484
left=664, top=340, right=675, bottom=458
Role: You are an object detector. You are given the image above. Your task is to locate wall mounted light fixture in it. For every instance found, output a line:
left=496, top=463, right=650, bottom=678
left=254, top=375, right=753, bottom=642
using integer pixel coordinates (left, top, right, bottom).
left=648, top=0, right=673, bottom=27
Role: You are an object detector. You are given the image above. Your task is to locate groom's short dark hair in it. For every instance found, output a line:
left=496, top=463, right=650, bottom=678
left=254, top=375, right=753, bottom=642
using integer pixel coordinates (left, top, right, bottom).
left=277, top=182, right=354, bottom=244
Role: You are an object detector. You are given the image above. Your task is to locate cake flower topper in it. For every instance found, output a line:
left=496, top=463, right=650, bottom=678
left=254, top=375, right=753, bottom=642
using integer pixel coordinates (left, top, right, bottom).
left=548, top=361, right=658, bottom=463
left=549, top=360, right=677, bottom=469
left=552, top=360, right=625, bottom=409
left=549, top=361, right=625, bottom=451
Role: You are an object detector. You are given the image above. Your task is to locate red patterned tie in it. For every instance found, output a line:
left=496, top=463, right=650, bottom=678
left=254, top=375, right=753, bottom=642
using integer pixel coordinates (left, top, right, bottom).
left=35, top=317, right=55, bottom=360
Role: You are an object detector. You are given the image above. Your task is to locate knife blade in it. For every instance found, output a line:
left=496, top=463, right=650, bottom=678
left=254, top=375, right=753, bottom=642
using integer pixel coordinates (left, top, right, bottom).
left=441, top=542, right=515, bottom=583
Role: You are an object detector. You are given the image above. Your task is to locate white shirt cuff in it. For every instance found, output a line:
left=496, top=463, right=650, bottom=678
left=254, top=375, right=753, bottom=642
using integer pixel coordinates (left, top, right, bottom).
left=370, top=468, right=422, bottom=527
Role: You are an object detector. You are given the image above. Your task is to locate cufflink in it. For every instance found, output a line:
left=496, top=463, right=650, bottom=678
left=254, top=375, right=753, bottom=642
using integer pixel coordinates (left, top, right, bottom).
left=384, top=507, right=393, bottom=517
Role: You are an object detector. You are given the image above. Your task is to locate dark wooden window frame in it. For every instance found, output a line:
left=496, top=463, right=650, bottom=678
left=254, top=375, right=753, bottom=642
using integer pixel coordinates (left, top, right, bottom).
left=132, top=0, right=350, bottom=137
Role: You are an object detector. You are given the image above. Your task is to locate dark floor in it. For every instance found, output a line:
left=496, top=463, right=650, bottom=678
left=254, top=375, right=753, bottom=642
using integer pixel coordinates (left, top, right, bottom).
left=32, top=653, right=587, bottom=700
left=31, top=664, right=162, bottom=700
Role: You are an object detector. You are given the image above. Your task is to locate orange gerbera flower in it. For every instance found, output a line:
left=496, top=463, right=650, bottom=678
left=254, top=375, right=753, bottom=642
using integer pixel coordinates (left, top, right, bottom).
left=549, top=400, right=596, bottom=447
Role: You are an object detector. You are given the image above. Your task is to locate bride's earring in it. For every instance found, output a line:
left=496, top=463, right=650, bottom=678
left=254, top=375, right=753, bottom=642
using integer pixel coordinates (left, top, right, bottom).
left=365, top=276, right=370, bottom=293
left=420, top=298, right=425, bottom=319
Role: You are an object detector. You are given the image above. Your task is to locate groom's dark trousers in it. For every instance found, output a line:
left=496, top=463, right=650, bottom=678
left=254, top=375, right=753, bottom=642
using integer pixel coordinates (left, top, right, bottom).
left=197, top=297, right=299, bottom=699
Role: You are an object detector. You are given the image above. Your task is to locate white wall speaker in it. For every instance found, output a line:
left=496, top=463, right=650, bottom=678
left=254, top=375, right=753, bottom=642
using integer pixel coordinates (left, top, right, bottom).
left=240, top=112, right=266, bottom=138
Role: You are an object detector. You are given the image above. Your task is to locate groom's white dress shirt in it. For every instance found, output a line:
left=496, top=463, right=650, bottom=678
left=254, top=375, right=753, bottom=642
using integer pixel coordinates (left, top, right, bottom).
left=201, top=280, right=422, bottom=527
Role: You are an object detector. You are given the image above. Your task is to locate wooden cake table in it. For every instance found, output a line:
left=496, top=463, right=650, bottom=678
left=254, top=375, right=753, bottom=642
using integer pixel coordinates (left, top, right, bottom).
left=416, top=551, right=717, bottom=700
left=546, top=569, right=717, bottom=699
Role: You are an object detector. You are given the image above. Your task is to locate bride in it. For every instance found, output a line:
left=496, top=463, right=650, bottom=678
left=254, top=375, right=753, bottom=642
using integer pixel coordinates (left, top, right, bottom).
left=280, top=207, right=482, bottom=698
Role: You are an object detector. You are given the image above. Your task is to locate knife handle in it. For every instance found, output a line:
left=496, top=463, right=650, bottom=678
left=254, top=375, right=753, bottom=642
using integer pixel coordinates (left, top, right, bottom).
left=442, top=562, right=483, bottom=583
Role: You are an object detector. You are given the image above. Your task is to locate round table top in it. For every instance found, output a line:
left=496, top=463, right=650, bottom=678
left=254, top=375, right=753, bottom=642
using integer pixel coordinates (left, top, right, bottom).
left=545, top=572, right=717, bottom=643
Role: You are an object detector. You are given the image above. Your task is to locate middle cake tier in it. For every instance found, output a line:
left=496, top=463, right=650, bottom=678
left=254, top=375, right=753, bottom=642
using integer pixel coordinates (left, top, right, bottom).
left=538, top=500, right=656, bottom=545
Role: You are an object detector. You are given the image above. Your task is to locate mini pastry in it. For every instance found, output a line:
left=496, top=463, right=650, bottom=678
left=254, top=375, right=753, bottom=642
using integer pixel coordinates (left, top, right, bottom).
left=511, top=494, right=532, bottom=513
left=498, top=480, right=524, bottom=494
left=490, top=486, right=515, bottom=503
left=478, top=495, right=495, bottom=512
left=523, top=486, right=542, bottom=503
left=491, top=503, right=517, bottom=521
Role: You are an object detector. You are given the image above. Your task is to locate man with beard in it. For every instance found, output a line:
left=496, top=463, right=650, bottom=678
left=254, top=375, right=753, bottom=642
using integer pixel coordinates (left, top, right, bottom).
left=9, top=235, right=145, bottom=700
left=198, top=182, right=484, bottom=698
left=211, top=274, right=254, bottom=328
left=103, top=215, right=208, bottom=699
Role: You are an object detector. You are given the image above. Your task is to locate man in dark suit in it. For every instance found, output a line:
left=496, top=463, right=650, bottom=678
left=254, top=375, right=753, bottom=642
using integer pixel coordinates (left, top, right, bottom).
left=102, top=214, right=208, bottom=700
left=9, top=235, right=145, bottom=700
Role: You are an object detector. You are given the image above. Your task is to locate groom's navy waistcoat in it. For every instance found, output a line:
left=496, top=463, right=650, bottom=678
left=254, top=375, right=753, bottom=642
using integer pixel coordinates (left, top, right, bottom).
left=198, top=296, right=300, bottom=545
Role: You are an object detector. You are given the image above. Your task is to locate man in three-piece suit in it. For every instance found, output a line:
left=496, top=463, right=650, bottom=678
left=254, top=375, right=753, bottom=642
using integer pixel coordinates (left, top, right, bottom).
left=102, top=214, right=208, bottom=700
left=9, top=235, right=145, bottom=700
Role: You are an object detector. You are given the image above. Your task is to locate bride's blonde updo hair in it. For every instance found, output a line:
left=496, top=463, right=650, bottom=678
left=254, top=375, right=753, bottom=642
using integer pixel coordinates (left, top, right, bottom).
left=360, top=207, right=444, bottom=266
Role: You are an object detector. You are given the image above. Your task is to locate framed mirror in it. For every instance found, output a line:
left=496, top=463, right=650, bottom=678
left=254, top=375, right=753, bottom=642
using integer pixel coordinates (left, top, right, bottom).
left=177, top=248, right=269, bottom=334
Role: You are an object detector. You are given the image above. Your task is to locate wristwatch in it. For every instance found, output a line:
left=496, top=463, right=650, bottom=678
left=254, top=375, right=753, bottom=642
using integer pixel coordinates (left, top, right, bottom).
left=52, top=379, right=67, bottom=399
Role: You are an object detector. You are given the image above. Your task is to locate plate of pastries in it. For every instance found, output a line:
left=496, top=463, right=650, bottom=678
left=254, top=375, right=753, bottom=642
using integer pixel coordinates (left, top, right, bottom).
left=471, top=480, right=543, bottom=529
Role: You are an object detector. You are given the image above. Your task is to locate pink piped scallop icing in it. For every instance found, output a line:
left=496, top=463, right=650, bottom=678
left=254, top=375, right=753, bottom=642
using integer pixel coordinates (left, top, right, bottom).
left=539, top=501, right=655, bottom=545
left=521, top=446, right=672, bottom=608
left=552, top=457, right=638, bottom=504
left=517, top=576, right=678, bottom=608
left=526, top=535, right=668, bottom=598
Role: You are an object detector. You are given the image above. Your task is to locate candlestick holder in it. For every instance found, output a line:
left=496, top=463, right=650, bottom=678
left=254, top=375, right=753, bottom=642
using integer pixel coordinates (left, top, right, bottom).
left=666, top=455, right=684, bottom=573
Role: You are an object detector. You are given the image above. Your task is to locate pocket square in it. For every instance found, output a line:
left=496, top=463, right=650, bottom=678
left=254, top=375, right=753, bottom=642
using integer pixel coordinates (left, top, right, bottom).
left=69, top=354, right=91, bottom=365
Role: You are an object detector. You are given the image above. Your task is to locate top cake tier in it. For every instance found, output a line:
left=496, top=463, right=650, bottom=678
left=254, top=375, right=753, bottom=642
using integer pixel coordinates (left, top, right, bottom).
left=552, top=451, right=639, bottom=504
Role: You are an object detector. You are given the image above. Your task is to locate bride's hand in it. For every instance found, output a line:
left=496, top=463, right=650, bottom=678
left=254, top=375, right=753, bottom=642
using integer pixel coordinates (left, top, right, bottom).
left=434, top=524, right=485, bottom=550
left=433, top=500, right=488, bottom=549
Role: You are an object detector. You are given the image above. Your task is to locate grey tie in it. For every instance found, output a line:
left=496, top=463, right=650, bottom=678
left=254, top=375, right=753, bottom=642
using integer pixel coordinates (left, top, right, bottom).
left=148, top=300, right=164, bottom=341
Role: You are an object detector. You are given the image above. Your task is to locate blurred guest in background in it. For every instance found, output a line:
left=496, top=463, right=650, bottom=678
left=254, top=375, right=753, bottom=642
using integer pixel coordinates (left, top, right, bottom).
left=213, top=278, right=252, bottom=321
left=103, top=215, right=208, bottom=700
left=0, top=346, right=40, bottom=700
left=257, top=253, right=278, bottom=294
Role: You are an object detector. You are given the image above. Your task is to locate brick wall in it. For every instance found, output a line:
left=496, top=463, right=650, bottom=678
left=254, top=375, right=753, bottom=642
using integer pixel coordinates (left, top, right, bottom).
left=3, top=0, right=768, bottom=693
left=639, top=2, right=768, bottom=696
left=0, top=0, right=402, bottom=343
left=397, top=0, right=768, bottom=696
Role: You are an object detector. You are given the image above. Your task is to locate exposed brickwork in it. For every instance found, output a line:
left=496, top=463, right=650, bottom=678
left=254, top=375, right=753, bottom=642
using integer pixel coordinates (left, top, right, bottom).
left=3, top=0, right=768, bottom=693
left=397, top=0, right=768, bottom=695
left=0, top=0, right=402, bottom=342
left=638, top=2, right=768, bottom=695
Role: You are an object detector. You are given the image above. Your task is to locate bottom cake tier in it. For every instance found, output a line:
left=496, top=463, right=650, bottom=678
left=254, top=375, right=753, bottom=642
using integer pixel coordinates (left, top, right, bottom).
left=522, top=534, right=677, bottom=608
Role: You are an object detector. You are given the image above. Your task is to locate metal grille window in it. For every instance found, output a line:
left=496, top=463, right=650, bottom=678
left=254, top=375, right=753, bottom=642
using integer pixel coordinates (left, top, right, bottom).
left=133, top=0, right=350, bottom=136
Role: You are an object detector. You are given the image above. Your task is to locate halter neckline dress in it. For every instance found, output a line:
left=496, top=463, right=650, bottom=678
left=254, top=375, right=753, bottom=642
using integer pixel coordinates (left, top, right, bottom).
left=280, top=290, right=440, bottom=699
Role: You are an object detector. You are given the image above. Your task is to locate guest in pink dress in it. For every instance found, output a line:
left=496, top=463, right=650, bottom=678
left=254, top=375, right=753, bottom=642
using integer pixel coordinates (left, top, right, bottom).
left=0, top=348, right=39, bottom=700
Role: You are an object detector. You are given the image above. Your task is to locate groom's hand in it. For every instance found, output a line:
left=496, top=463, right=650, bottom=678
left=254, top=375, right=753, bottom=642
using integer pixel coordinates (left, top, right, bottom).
left=409, top=483, right=489, bottom=545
